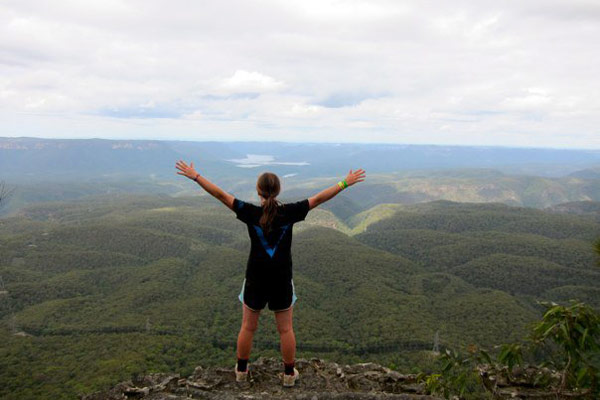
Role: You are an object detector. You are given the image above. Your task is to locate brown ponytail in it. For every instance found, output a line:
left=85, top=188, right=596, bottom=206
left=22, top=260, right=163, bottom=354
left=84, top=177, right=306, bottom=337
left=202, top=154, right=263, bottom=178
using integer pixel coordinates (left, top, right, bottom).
left=257, top=172, right=281, bottom=234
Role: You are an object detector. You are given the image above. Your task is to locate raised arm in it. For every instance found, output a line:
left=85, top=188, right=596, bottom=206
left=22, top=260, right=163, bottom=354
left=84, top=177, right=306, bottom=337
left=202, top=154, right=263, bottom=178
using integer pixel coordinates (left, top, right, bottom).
left=308, top=169, right=366, bottom=210
left=175, top=160, right=235, bottom=210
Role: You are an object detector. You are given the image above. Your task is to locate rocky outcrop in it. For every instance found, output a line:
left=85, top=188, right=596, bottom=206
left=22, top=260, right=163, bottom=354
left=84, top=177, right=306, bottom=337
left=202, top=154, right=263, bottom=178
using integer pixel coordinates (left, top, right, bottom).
left=478, top=364, right=593, bottom=399
left=81, top=357, right=440, bottom=400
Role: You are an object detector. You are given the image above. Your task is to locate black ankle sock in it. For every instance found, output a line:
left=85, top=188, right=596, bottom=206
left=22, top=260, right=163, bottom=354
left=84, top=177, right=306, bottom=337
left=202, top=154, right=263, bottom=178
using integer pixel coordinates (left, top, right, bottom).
left=284, top=362, right=295, bottom=375
left=237, top=358, right=248, bottom=372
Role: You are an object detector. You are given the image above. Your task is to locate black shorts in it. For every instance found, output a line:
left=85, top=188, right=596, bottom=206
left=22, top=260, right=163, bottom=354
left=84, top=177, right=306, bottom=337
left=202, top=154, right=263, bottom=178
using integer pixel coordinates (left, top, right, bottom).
left=238, top=278, right=297, bottom=312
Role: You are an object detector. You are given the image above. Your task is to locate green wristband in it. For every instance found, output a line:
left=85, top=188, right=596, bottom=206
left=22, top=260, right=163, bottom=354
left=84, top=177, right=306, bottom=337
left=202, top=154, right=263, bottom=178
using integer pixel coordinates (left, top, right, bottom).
left=338, top=180, right=348, bottom=189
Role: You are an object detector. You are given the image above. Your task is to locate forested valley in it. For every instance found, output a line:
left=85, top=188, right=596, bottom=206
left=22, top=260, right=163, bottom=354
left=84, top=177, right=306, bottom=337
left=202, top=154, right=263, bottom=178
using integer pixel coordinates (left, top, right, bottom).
left=1, top=192, right=598, bottom=399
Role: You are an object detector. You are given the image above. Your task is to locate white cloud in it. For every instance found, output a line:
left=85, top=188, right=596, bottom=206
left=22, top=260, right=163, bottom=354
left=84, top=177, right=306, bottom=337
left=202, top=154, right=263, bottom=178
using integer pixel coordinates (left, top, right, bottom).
left=0, top=0, right=599, bottom=148
left=216, top=70, right=285, bottom=94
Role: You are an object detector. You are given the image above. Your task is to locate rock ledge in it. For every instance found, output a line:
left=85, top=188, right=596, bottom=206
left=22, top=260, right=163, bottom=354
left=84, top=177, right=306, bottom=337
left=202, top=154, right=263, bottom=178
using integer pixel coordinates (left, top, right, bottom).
left=81, top=357, right=440, bottom=400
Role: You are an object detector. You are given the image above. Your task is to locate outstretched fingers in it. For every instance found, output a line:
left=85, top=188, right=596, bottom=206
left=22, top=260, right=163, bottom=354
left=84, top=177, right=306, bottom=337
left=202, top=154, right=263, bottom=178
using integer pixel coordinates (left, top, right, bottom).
left=354, top=169, right=366, bottom=177
left=175, top=160, right=190, bottom=172
left=353, top=168, right=366, bottom=183
left=175, top=160, right=195, bottom=179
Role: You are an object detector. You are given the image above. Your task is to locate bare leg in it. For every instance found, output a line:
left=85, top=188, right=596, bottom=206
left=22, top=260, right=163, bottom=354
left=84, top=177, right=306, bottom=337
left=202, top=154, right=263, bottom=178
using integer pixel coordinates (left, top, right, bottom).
left=237, top=304, right=261, bottom=360
left=275, top=307, right=295, bottom=364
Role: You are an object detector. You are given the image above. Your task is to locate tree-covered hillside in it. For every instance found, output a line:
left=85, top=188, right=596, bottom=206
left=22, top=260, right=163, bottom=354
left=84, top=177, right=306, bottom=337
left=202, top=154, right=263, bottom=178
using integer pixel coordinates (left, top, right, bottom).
left=0, top=194, right=598, bottom=399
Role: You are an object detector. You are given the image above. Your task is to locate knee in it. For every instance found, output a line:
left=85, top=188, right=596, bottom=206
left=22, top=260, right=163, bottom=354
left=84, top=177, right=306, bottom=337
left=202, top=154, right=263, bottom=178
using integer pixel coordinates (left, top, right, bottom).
left=242, top=320, right=258, bottom=333
left=277, top=323, right=293, bottom=335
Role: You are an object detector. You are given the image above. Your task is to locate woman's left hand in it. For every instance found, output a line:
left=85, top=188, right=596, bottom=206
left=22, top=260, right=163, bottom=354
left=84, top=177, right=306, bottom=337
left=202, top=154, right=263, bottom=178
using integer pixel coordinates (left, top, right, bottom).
left=175, top=160, right=199, bottom=180
left=345, top=168, right=366, bottom=186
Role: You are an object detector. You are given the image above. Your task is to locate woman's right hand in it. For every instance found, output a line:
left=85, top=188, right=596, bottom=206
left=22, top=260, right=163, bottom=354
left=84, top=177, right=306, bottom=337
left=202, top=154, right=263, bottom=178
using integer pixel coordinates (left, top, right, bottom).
left=345, top=169, right=366, bottom=186
left=175, top=160, right=199, bottom=180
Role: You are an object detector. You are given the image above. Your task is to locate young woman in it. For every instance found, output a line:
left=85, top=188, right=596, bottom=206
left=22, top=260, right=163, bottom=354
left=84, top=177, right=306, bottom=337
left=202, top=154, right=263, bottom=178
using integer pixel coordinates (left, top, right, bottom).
left=175, top=160, right=366, bottom=387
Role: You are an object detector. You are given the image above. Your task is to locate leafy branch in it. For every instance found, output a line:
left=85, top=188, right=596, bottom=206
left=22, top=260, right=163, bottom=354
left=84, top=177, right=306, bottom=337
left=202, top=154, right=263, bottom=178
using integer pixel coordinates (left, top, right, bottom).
left=419, top=301, right=600, bottom=399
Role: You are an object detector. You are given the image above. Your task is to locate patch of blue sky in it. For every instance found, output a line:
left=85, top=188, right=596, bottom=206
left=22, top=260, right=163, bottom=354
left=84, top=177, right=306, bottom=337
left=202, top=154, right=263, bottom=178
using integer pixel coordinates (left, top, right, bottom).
left=315, top=91, right=388, bottom=108
left=95, top=106, right=182, bottom=119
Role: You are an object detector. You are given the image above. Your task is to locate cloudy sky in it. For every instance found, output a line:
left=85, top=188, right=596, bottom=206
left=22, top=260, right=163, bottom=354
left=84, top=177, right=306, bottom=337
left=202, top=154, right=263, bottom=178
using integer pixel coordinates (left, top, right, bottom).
left=1, top=0, right=599, bottom=148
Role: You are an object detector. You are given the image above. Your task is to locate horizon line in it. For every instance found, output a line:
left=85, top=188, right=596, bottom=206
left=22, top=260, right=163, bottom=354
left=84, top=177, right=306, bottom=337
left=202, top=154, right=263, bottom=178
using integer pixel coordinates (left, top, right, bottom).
left=1, top=135, right=599, bottom=152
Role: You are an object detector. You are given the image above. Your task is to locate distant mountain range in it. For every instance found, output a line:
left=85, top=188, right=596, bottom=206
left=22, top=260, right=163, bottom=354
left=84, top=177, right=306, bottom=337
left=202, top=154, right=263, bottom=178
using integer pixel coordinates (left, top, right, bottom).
left=2, top=137, right=600, bottom=182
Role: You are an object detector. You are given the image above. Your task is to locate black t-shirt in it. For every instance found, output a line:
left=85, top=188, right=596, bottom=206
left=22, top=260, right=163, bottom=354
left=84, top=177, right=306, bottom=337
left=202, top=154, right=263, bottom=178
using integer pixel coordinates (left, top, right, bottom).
left=233, top=198, right=310, bottom=282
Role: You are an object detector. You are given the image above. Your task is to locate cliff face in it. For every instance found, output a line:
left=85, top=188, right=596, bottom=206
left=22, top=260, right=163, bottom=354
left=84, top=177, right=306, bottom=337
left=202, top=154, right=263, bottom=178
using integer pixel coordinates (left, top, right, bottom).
left=81, top=357, right=440, bottom=400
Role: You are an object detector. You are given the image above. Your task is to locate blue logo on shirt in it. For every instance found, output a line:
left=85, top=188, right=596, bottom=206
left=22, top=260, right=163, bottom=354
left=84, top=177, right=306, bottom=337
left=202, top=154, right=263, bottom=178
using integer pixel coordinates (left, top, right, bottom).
left=253, top=224, right=290, bottom=258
